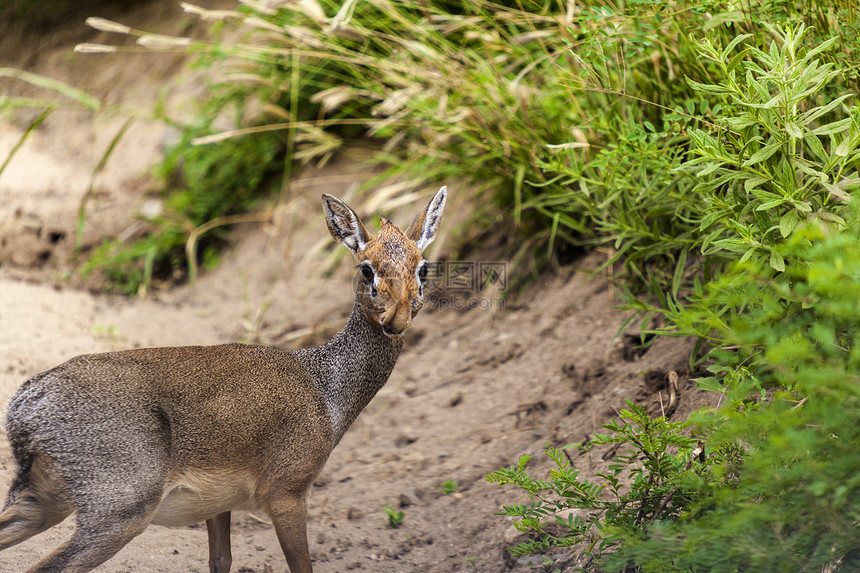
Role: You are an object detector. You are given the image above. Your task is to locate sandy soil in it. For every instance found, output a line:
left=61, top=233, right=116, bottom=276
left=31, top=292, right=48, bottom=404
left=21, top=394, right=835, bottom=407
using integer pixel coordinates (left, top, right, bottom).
left=0, top=2, right=713, bottom=572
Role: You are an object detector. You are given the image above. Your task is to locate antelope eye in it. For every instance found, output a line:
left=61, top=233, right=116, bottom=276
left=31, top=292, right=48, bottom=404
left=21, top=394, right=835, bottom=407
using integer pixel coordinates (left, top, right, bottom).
left=418, top=263, right=428, bottom=281
left=360, top=265, right=374, bottom=282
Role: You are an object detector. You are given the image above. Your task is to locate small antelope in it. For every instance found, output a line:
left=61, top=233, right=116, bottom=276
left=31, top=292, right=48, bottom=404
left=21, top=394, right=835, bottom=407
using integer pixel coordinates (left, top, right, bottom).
left=0, top=187, right=447, bottom=573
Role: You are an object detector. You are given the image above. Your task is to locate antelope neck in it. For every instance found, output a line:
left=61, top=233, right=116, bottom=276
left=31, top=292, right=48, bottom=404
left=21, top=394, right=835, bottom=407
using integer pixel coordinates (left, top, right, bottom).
left=300, top=297, right=404, bottom=442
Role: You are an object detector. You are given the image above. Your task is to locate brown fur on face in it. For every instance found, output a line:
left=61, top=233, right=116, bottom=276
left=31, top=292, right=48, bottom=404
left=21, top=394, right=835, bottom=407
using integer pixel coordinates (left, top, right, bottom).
left=355, top=221, right=425, bottom=336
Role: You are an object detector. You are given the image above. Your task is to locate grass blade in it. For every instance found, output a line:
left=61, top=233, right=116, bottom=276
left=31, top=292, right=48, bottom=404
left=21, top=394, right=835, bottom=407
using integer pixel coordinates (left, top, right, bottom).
left=0, top=68, right=100, bottom=110
left=77, top=117, right=136, bottom=251
left=0, top=107, right=53, bottom=181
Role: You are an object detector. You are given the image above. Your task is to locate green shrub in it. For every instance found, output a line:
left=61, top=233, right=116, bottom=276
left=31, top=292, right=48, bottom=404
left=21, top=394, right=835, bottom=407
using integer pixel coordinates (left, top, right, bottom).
left=636, top=22, right=860, bottom=338
left=486, top=402, right=712, bottom=563
left=488, top=200, right=860, bottom=571
left=683, top=24, right=860, bottom=271
left=604, top=207, right=860, bottom=572
left=540, top=20, right=860, bottom=304
left=487, top=18, right=860, bottom=572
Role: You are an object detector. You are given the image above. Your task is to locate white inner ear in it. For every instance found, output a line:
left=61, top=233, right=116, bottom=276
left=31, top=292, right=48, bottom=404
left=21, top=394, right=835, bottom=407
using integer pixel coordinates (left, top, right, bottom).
left=344, top=222, right=366, bottom=251
left=337, top=213, right=367, bottom=252
left=416, top=187, right=447, bottom=251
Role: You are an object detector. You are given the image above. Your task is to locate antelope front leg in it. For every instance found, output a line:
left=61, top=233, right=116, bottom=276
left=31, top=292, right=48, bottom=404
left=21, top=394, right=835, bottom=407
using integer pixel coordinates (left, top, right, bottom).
left=265, top=494, right=313, bottom=573
left=206, top=511, right=232, bottom=573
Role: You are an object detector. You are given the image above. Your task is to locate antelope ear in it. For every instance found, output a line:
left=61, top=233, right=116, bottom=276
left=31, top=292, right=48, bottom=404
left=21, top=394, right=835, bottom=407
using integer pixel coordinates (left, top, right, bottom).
left=322, top=194, right=372, bottom=254
left=405, top=186, right=447, bottom=251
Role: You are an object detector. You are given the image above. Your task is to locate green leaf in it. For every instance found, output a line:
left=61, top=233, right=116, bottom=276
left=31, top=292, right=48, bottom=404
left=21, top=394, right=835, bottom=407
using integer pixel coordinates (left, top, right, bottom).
left=727, top=115, right=758, bottom=130
left=779, top=210, right=799, bottom=238
left=823, top=181, right=852, bottom=202
left=672, top=248, right=688, bottom=298
left=726, top=47, right=751, bottom=73
left=769, top=249, right=786, bottom=272
left=723, top=33, right=754, bottom=57
left=0, top=68, right=101, bottom=110
left=739, top=246, right=758, bottom=263
left=785, top=122, right=803, bottom=139
left=817, top=212, right=846, bottom=227
left=702, top=11, right=745, bottom=31
left=742, top=140, right=781, bottom=168
left=834, top=135, right=856, bottom=157
left=700, top=210, right=726, bottom=231
left=811, top=118, right=851, bottom=136
left=744, top=175, right=769, bottom=192
left=686, top=99, right=696, bottom=116
left=803, top=35, right=839, bottom=61
left=803, top=134, right=828, bottom=162
left=696, top=162, right=723, bottom=178
left=697, top=376, right=726, bottom=393
left=800, top=94, right=853, bottom=126
left=792, top=158, right=828, bottom=183
left=713, top=238, right=751, bottom=253
left=686, top=77, right=729, bottom=95
left=792, top=200, right=812, bottom=213
left=739, top=92, right=784, bottom=110
left=756, top=198, right=786, bottom=211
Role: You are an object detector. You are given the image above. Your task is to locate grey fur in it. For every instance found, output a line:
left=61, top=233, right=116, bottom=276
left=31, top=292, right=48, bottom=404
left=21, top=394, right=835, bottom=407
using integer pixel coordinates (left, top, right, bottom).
left=0, top=188, right=446, bottom=573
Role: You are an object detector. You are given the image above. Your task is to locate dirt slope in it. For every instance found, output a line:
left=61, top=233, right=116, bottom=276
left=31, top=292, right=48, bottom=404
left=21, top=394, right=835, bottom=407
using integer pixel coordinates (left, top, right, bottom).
left=0, top=2, right=711, bottom=572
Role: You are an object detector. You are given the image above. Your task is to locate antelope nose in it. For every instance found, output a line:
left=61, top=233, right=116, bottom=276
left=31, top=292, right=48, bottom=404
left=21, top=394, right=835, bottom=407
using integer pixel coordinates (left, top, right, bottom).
left=381, top=300, right=413, bottom=336
left=381, top=315, right=411, bottom=336
left=381, top=323, right=404, bottom=337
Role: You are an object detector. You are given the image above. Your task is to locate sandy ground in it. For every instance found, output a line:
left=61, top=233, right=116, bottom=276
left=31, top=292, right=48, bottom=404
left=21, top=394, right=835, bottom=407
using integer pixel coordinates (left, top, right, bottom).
left=0, top=2, right=712, bottom=572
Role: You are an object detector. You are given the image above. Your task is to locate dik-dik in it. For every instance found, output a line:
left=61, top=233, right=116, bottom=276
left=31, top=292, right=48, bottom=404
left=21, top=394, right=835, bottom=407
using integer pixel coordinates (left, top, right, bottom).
left=0, top=187, right=447, bottom=573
